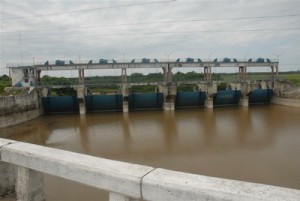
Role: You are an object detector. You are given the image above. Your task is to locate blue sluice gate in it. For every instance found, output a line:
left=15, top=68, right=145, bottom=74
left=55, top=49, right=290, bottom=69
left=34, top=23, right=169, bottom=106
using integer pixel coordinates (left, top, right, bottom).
left=214, top=90, right=241, bottom=106
left=42, top=96, right=79, bottom=114
left=85, top=94, right=123, bottom=112
left=128, top=93, right=164, bottom=110
left=41, top=89, right=274, bottom=114
left=249, top=89, right=273, bottom=104
left=175, top=92, right=206, bottom=108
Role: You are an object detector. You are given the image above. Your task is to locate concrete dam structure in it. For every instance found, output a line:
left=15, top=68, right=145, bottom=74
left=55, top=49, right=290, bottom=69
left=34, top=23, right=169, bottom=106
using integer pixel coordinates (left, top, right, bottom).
left=7, top=57, right=279, bottom=114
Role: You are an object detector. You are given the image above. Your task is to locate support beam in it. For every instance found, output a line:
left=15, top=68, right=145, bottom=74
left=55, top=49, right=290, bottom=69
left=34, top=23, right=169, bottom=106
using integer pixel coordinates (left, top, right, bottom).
left=16, top=166, right=45, bottom=201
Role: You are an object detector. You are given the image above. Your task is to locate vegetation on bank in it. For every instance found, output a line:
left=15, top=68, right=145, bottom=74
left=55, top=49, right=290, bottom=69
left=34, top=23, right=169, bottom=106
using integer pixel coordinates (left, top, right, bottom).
left=0, top=75, right=11, bottom=95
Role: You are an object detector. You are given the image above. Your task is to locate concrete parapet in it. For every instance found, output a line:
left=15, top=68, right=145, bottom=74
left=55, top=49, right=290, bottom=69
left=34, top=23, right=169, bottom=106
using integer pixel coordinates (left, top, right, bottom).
left=142, top=168, right=300, bottom=201
left=1, top=138, right=300, bottom=201
left=0, top=140, right=154, bottom=199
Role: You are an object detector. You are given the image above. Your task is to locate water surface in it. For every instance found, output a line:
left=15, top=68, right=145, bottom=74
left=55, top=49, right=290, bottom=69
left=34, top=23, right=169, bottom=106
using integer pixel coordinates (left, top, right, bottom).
left=1, top=105, right=300, bottom=200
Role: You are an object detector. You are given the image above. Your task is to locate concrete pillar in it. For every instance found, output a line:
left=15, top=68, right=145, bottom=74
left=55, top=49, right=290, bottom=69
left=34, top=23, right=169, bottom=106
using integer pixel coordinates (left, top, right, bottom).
left=122, top=84, right=129, bottom=113
left=79, top=101, right=86, bottom=115
left=204, top=82, right=217, bottom=109
left=238, top=82, right=250, bottom=107
left=167, top=65, right=172, bottom=83
left=158, top=84, right=176, bottom=111
left=41, top=88, right=49, bottom=97
left=76, top=86, right=87, bottom=115
left=16, top=166, right=45, bottom=201
left=204, top=66, right=212, bottom=82
left=0, top=161, right=16, bottom=197
left=163, top=66, right=172, bottom=83
left=204, top=98, right=214, bottom=109
left=109, top=192, right=138, bottom=201
left=239, top=66, right=247, bottom=82
left=78, top=69, right=85, bottom=85
left=123, top=99, right=129, bottom=113
left=239, top=97, right=249, bottom=107
left=36, top=70, right=41, bottom=85
left=121, top=68, right=127, bottom=84
left=162, top=67, right=168, bottom=83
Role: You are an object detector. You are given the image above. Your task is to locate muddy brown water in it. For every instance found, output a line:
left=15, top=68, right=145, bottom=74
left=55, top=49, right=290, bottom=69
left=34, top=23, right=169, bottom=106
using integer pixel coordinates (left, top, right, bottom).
left=1, top=105, right=300, bottom=200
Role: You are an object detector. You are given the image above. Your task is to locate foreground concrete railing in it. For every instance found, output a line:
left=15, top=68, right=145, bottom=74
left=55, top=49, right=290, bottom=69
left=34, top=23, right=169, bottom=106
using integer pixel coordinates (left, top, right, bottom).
left=1, top=138, right=300, bottom=201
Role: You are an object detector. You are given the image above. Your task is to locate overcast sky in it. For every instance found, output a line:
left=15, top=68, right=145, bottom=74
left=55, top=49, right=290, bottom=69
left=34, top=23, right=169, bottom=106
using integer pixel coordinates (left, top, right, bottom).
left=1, top=0, right=300, bottom=76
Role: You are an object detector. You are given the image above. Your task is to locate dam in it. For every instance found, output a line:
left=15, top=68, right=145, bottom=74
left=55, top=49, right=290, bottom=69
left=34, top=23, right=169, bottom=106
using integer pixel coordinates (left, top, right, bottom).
left=1, top=57, right=300, bottom=200
left=8, top=57, right=279, bottom=114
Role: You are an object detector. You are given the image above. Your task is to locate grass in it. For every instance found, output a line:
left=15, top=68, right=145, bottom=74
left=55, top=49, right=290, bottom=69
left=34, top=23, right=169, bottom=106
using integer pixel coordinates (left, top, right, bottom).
left=285, top=74, right=300, bottom=84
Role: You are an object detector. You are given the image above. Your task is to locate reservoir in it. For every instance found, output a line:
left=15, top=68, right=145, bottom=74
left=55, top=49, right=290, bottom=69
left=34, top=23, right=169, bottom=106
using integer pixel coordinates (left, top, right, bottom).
left=1, top=105, right=300, bottom=200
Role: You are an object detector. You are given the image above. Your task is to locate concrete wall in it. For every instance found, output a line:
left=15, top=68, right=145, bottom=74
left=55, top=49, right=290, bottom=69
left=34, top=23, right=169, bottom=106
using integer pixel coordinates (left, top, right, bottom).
left=271, top=81, right=300, bottom=107
left=274, top=81, right=300, bottom=99
left=272, top=97, right=300, bottom=107
left=1, top=138, right=300, bottom=201
left=0, top=89, right=42, bottom=128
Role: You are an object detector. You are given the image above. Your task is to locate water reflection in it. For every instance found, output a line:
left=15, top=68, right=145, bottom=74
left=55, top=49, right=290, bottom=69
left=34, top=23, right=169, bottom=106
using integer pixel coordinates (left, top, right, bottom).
left=1, top=105, right=300, bottom=201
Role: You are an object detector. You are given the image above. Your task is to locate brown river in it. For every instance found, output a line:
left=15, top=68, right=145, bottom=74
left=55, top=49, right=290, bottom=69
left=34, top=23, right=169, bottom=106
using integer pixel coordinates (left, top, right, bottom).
left=1, top=105, right=300, bottom=200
